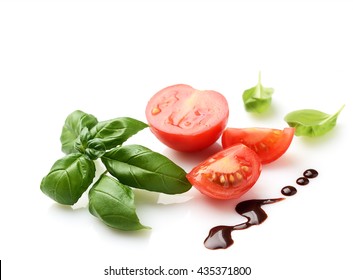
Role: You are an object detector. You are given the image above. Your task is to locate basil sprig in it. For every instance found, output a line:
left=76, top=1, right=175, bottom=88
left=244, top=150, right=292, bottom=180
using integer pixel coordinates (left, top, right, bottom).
left=41, top=110, right=192, bottom=230
left=242, top=72, right=274, bottom=113
left=284, top=105, right=345, bottom=137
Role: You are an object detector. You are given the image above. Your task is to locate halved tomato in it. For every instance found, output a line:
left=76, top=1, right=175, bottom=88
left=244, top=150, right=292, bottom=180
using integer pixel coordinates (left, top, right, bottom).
left=186, top=144, right=262, bottom=200
left=145, top=84, right=229, bottom=152
left=221, top=127, right=295, bottom=164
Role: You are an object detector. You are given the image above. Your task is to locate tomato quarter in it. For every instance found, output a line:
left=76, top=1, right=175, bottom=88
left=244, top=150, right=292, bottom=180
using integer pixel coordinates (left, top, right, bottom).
left=145, top=84, right=229, bottom=152
left=186, top=144, right=262, bottom=200
left=221, top=127, right=295, bottom=164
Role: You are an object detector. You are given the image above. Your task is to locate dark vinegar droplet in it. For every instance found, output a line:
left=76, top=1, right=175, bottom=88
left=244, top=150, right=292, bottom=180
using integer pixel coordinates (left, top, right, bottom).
left=281, top=186, right=297, bottom=196
left=303, top=169, right=319, bottom=179
left=296, top=177, right=309, bottom=185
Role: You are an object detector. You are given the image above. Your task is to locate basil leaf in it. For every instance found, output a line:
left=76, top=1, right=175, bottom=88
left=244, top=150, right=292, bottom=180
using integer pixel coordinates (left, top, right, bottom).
left=60, top=110, right=98, bottom=154
left=74, top=128, right=106, bottom=160
left=102, top=144, right=192, bottom=194
left=74, top=127, right=94, bottom=154
left=90, top=117, right=148, bottom=150
left=242, top=72, right=274, bottom=113
left=40, top=153, right=96, bottom=205
left=284, top=105, right=345, bottom=137
left=84, top=139, right=106, bottom=160
left=89, top=174, right=148, bottom=231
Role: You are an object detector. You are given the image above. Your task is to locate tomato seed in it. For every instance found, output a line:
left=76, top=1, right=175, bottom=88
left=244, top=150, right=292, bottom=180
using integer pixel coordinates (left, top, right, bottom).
left=236, top=172, right=243, bottom=181
left=259, top=143, right=267, bottom=150
left=219, top=175, right=226, bottom=184
left=241, top=166, right=249, bottom=173
left=228, top=174, right=235, bottom=183
left=152, top=107, right=161, bottom=115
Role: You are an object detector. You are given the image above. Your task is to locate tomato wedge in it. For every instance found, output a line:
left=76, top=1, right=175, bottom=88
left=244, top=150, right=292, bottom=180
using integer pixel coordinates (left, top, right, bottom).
left=221, top=127, right=295, bottom=164
left=186, top=144, right=262, bottom=200
left=145, top=84, right=229, bottom=152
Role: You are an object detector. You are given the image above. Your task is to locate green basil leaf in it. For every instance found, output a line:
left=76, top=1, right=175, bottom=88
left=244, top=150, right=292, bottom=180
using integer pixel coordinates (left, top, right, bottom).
left=102, top=144, right=192, bottom=194
left=74, top=127, right=94, bottom=154
left=60, top=110, right=98, bottom=154
left=40, top=153, right=96, bottom=205
left=284, top=105, right=345, bottom=137
left=242, top=72, right=274, bottom=113
left=84, top=139, right=106, bottom=160
left=89, top=174, right=148, bottom=231
left=90, top=117, right=148, bottom=150
left=74, top=128, right=106, bottom=160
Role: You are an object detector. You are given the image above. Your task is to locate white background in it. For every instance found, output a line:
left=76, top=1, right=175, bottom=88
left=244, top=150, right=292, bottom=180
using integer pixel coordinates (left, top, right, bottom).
left=1, top=0, right=352, bottom=279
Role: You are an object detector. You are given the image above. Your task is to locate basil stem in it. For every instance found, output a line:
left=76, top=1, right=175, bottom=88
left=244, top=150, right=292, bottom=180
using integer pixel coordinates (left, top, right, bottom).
left=60, top=110, right=98, bottom=154
left=89, top=174, right=149, bottom=231
left=284, top=105, right=345, bottom=137
left=40, top=153, right=96, bottom=205
left=102, top=144, right=192, bottom=194
left=242, top=72, right=274, bottom=113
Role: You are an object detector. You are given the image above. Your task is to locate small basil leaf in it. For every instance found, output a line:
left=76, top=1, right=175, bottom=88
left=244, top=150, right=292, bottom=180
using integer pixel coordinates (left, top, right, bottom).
left=40, top=153, right=96, bottom=205
left=74, top=127, right=93, bottom=154
left=102, top=144, right=192, bottom=194
left=85, top=139, right=106, bottom=160
left=90, top=117, right=148, bottom=150
left=89, top=174, right=149, bottom=231
left=74, top=128, right=106, bottom=160
left=284, top=105, right=345, bottom=137
left=60, top=110, right=98, bottom=154
left=242, top=72, right=274, bottom=113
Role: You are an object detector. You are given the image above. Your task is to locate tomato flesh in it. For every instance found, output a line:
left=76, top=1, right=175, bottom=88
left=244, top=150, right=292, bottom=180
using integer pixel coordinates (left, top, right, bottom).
left=145, top=84, right=229, bottom=152
left=186, top=144, right=262, bottom=200
left=221, top=127, right=295, bottom=164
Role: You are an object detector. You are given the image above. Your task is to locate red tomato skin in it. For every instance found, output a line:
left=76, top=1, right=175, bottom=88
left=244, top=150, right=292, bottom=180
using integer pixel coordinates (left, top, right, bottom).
left=186, top=144, right=262, bottom=200
left=146, top=84, right=229, bottom=152
left=221, top=127, right=295, bottom=164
